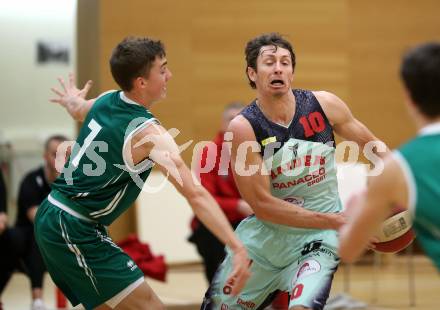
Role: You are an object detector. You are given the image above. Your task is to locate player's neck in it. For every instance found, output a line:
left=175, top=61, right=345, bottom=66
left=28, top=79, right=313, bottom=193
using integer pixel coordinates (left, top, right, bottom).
left=123, top=91, right=154, bottom=109
left=256, top=90, right=295, bottom=126
left=417, top=115, right=440, bottom=131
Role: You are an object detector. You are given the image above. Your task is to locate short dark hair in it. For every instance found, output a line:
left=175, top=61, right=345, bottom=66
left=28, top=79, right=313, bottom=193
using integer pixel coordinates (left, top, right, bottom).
left=400, top=42, right=440, bottom=118
left=110, top=37, right=166, bottom=91
left=245, top=33, right=296, bottom=89
left=44, top=135, right=68, bottom=151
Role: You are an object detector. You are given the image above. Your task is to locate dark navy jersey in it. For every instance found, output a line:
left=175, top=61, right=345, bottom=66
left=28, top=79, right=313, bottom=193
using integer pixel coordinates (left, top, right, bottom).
left=241, top=89, right=335, bottom=159
left=240, top=88, right=342, bottom=226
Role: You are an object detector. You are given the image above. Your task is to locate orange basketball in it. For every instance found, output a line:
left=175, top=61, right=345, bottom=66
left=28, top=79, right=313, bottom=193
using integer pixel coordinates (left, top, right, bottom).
left=373, top=207, right=415, bottom=253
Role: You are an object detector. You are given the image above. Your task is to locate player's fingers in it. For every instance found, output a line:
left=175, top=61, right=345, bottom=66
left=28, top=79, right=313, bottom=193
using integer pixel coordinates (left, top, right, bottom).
left=51, top=87, right=64, bottom=97
left=80, top=80, right=93, bottom=97
left=50, top=98, right=65, bottom=107
left=229, top=268, right=251, bottom=296
left=370, top=236, right=380, bottom=243
left=58, top=77, right=67, bottom=92
left=68, top=72, right=75, bottom=88
left=228, top=260, right=251, bottom=296
left=366, top=236, right=380, bottom=250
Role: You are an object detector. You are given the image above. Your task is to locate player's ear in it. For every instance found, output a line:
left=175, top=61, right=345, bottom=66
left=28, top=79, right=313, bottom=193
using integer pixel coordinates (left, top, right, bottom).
left=247, top=67, right=257, bottom=83
left=134, top=76, right=148, bottom=89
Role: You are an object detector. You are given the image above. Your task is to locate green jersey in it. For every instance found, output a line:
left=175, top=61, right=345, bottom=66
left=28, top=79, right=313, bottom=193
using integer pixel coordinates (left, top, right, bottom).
left=395, top=122, right=440, bottom=271
left=52, top=91, right=157, bottom=225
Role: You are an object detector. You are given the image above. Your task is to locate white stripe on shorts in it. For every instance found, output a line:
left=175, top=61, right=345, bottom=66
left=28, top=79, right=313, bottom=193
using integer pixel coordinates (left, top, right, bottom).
left=105, top=277, right=145, bottom=308
left=58, top=214, right=100, bottom=295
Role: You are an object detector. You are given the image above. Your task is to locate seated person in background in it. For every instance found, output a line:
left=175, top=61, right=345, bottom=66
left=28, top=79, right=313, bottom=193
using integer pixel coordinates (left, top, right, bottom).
left=0, top=168, right=9, bottom=310
left=189, top=102, right=253, bottom=283
left=0, top=135, right=68, bottom=310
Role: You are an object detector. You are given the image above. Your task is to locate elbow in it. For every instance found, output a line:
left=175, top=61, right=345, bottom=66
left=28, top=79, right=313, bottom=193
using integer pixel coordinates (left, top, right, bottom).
left=252, top=198, right=272, bottom=221
left=186, top=187, right=207, bottom=212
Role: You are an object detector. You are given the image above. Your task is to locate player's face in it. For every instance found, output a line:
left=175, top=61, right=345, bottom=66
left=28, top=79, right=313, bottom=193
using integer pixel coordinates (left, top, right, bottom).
left=143, top=56, right=172, bottom=102
left=44, top=140, right=70, bottom=175
left=249, top=45, right=294, bottom=96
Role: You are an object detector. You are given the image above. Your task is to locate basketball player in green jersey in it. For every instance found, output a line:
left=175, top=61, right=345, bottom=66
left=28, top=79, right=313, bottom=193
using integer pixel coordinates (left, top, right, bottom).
left=35, top=37, right=251, bottom=310
left=339, top=43, right=440, bottom=271
left=202, top=33, right=386, bottom=310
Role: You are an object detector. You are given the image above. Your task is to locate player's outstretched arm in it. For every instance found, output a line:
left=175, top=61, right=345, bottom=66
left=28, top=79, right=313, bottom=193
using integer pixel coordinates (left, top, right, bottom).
left=50, top=73, right=94, bottom=122
left=228, top=116, right=346, bottom=230
left=128, top=124, right=251, bottom=295
left=338, top=155, right=408, bottom=262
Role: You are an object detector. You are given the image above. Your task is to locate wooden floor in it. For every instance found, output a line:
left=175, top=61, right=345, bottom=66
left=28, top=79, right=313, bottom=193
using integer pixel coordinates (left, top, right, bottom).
left=2, top=255, right=438, bottom=309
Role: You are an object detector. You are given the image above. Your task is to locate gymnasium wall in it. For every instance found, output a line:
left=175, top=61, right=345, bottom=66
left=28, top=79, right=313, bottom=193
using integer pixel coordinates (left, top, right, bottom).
left=0, top=1, right=76, bottom=146
left=0, top=0, right=76, bottom=219
left=79, top=0, right=440, bottom=156
left=76, top=0, right=440, bottom=262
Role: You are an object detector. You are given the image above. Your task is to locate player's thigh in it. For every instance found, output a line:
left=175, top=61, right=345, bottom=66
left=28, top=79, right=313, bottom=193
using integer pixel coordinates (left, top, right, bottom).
left=289, top=306, right=308, bottom=310
left=286, top=253, right=339, bottom=310
left=203, top=253, right=281, bottom=309
left=112, top=282, right=164, bottom=310
left=35, top=203, right=146, bottom=309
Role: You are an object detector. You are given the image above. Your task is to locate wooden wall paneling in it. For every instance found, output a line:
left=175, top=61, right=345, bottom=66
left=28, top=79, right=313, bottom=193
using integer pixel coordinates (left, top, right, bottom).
left=348, top=0, right=440, bottom=149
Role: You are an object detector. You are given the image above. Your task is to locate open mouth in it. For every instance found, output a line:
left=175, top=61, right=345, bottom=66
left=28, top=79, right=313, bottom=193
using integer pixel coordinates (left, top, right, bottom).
left=270, top=79, right=285, bottom=87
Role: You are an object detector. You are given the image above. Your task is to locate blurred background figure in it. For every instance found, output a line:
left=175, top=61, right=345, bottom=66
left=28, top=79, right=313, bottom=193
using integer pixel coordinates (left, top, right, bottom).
left=189, top=102, right=253, bottom=283
left=0, top=135, right=69, bottom=310
left=0, top=168, right=8, bottom=310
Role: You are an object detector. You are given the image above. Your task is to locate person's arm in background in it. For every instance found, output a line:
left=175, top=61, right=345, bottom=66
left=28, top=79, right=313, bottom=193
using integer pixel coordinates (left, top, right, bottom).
left=0, top=169, right=8, bottom=235
left=199, top=145, right=253, bottom=219
left=16, top=173, right=42, bottom=223
left=339, top=155, right=408, bottom=262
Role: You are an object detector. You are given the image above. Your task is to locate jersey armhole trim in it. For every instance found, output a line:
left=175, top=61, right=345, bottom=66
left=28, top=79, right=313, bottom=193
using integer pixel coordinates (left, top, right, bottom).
left=122, top=118, right=160, bottom=173
left=392, top=150, right=417, bottom=217
left=97, top=90, right=118, bottom=99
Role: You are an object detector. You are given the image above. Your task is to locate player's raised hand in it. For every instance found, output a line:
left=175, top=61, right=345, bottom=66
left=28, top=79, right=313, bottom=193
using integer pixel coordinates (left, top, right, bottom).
left=224, top=246, right=251, bottom=296
left=50, top=73, right=93, bottom=121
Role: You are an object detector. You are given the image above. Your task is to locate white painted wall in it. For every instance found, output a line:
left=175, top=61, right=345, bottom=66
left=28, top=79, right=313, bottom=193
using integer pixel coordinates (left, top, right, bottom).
left=337, top=163, right=368, bottom=207
left=136, top=171, right=201, bottom=264
left=0, top=0, right=76, bottom=205
left=0, top=0, right=77, bottom=146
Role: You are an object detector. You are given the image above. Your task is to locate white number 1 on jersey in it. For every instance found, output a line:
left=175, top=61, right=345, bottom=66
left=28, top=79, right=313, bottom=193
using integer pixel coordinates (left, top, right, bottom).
left=71, top=119, right=102, bottom=167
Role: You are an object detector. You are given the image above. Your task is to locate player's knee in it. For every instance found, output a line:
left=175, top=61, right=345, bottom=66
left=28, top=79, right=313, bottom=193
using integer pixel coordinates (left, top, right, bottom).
left=289, top=306, right=310, bottom=310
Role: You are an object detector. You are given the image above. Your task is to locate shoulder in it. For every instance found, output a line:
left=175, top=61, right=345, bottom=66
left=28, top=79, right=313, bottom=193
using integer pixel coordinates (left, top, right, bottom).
left=313, top=91, right=345, bottom=109
left=20, top=167, right=44, bottom=188
left=228, top=115, right=257, bottom=143
left=126, top=120, right=166, bottom=147
left=128, top=122, right=181, bottom=154
left=92, top=90, right=118, bottom=107
left=97, top=90, right=118, bottom=100
left=312, top=91, right=352, bottom=125
left=398, top=135, right=427, bottom=155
